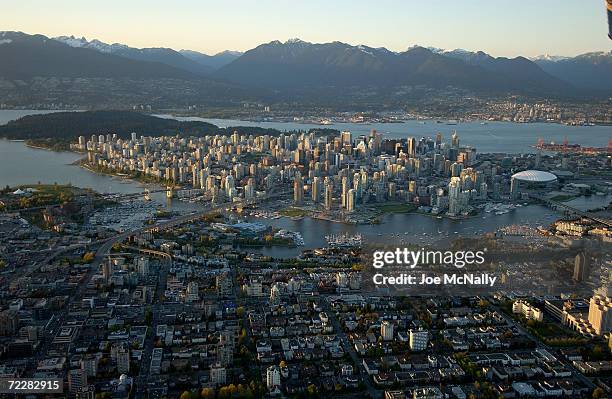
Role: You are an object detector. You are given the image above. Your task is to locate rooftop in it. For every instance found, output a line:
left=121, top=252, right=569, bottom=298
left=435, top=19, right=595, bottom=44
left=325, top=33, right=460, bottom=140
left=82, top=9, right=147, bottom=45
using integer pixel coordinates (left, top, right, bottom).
left=511, top=170, right=558, bottom=183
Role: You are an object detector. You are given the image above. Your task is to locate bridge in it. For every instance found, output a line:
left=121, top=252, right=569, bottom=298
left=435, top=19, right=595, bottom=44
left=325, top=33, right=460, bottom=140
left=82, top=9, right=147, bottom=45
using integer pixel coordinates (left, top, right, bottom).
left=6, top=187, right=286, bottom=287
left=530, top=193, right=612, bottom=228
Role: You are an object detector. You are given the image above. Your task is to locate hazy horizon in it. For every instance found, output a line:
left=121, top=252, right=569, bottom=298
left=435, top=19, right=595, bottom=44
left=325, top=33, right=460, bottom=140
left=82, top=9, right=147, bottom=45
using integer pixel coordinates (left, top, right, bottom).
left=1, top=0, right=610, bottom=58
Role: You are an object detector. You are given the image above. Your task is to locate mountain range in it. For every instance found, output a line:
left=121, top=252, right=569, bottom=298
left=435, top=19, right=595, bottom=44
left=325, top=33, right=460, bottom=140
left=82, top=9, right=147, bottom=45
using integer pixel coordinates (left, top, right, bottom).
left=212, top=40, right=574, bottom=94
left=0, top=31, right=610, bottom=105
left=0, top=31, right=195, bottom=79
left=532, top=52, right=612, bottom=90
left=53, top=35, right=242, bottom=75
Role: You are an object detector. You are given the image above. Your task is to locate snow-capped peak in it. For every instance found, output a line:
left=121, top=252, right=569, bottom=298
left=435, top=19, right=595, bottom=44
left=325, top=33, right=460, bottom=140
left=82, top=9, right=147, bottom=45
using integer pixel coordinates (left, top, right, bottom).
left=284, top=38, right=310, bottom=47
left=215, top=50, right=243, bottom=57
left=53, top=35, right=127, bottom=53
left=355, top=44, right=376, bottom=56
left=445, top=48, right=471, bottom=55
left=531, top=54, right=569, bottom=62
left=427, top=46, right=445, bottom=54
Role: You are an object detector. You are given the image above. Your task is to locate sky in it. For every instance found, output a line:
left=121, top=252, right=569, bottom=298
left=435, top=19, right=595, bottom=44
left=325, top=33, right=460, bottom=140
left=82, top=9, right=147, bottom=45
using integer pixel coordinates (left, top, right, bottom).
left=1, top=0, right=610, bottom=57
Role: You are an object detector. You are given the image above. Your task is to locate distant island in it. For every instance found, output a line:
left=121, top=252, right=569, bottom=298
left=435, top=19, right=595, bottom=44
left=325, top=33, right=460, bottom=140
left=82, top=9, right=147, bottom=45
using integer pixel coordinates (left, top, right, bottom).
left=0, top=110, right=337, bottom=150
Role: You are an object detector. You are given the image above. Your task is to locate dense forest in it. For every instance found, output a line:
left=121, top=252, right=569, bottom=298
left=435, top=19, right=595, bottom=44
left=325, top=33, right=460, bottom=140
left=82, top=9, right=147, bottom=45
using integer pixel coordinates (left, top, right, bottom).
left=0, top=110, right=307, bottom=141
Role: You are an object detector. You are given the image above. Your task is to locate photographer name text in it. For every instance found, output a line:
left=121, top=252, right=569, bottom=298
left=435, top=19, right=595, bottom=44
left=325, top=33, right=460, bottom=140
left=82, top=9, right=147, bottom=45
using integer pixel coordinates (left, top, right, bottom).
left=373, top=272, right=497, bottom=287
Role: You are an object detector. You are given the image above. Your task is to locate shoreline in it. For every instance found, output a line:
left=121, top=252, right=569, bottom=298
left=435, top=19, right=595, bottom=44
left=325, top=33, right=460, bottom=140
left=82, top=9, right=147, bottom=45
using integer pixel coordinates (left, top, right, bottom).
left=77, top=162, right=167, bottom=192
left=158, top=113, right=612, bottom=127
left=2, top=108, right=610, bottom=127
left=24, top=143, right=67, bottom=152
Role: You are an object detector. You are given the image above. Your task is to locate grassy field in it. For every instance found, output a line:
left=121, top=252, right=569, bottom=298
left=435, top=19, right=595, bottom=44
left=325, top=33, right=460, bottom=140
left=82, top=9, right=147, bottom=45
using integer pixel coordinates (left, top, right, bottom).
left=375, top=203, right=417, bottom=214
left=280, top=207, right=309, bottom=217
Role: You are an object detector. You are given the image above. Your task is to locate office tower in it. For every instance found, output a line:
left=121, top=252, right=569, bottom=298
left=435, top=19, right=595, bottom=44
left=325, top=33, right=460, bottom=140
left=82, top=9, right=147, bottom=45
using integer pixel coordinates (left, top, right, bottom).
left=216, top=272, right=232, bottom=297
left=210, top=363, right=227, bottom=386
left=409, top=329, right=429, bottom=351
left=351, top=174, right=360, bottom=201
left=381, top=321, right=394, bottom=341
left=192, top=167, right=199, bottom=188
left=451, top=130, right=459, bottom=148
left=341, top=130, right=352, bottom=145
left=407, top=137, right=416, bottom=157
left=224, top=175, right=235, bottom=199
left=311, top=176, right=321, bottom=203
left=245, top=177, right=255, bottom=200
left=375, top=181, right=385, bottom=203
left=450, top=162, right=463, bottom=177
left=131, top=132, right=137, bottom=142
left=341, top=175, right=349, bottom=208
left=0, top=310, right=19, bottom=336
left=324, top=178, right=333, bottom=210
left=447, top=177, right=462, bottom=215
left=510, top=176, right=520, bottom=199
left=199, top=169, right=207, bottom=190
left=588, top=295, right=612, bottom=335
left=216, top=333, right=233, bottom=367
left=117, top=347, right=130, bottom=374
left=102, top=259, right=112, bottom=283
left=186, top=281, right=199, bottom=302
left=266, top=365, right=281, bottom=389
left=81, top=356, right=98, bottom=377
left=336, top=272, right=348, bottom=288
left=206, top=175, right=216, bottom=192
left=346, top=189, right=356, bottom=212
left=479, top=182, right=488, bottom=199
left=408, top=180, right=417, bottom=195
left=573, top=252, right=590, bottom=282
left=293, top=172, right=303, bottom=205
left=68, top=369, right=87, bottom=394
left=136, top=257, right=149, bottom=276
left=388, top=182, right=396, bottom=200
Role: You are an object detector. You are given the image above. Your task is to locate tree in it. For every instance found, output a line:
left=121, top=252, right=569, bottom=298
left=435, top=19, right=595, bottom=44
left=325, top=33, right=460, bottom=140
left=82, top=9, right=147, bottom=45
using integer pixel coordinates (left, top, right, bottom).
left=180, top=391, right=193, bottom=399
left=218, top=386, right=230, bottom=399
left=200, top=387, right=215, bottom=399
left=592, top=388, right=605, bottom=399
left=477, top=299, right=489, bottom=308
left=83, top=252, right=95, bottom=263
left=589, top=345, right=605, bottom=361
left=144, top=309, right=153, bottom=326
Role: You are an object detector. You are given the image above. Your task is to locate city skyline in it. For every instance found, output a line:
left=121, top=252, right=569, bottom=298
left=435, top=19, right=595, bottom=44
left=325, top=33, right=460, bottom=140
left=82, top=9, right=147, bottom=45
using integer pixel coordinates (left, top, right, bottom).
left=1, top=0, right=610, bottom=57
left=1, top=2, right=611, bottom=398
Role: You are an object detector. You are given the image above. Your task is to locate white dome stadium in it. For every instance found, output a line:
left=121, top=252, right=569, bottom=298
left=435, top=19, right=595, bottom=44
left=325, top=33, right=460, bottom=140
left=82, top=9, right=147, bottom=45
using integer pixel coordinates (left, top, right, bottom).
left=511, top=170, right=557, bottom=183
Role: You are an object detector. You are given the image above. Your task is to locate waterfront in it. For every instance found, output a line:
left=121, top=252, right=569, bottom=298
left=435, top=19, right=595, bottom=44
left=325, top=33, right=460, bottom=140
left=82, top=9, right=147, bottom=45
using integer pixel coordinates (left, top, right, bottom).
left=245, top=207, right=559, bottom=257
left=0, top=138, right=146, bottom=194
left=0, top=136, right=566, bottom=257
left=1, top=110, right=609, bottom=258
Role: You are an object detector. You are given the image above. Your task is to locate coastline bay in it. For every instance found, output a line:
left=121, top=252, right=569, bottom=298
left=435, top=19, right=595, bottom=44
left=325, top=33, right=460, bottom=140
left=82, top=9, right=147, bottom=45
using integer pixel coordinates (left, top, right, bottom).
left=1, top=109, right=608, bottom=257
